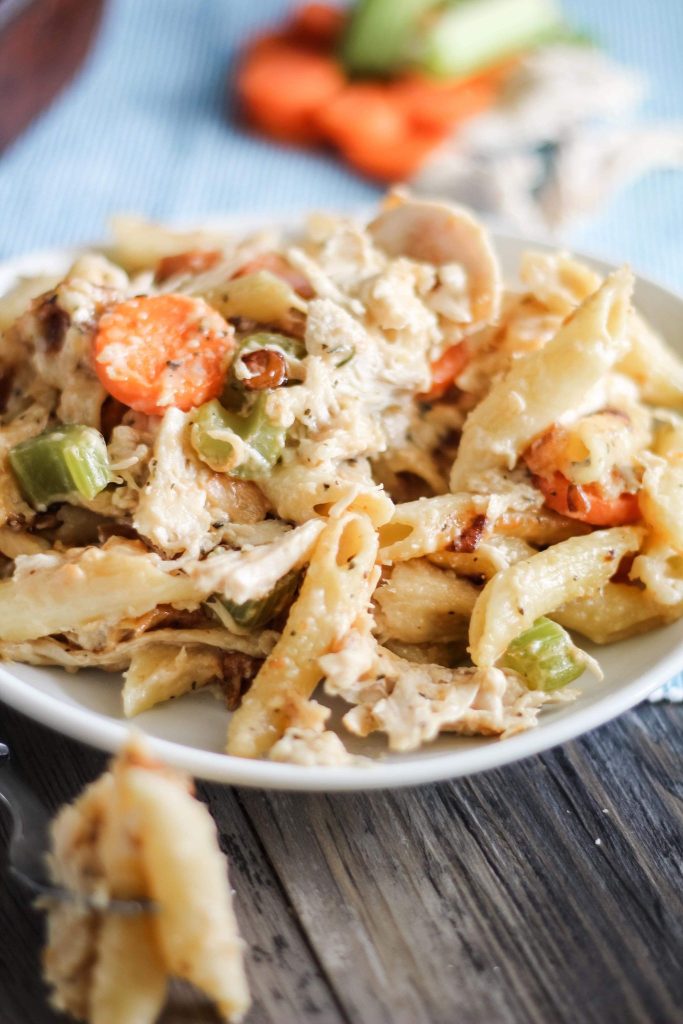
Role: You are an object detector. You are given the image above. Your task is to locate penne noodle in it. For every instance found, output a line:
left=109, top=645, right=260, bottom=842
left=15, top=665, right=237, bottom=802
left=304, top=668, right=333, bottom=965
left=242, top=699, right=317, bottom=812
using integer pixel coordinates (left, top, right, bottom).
left=122, top=644, right=226, bottom=717
left=227, top=512, right=379, bottom=758
left=469, top=526, right=643, bottom=666
left=374, top=559, right=478, bottom=644
left=450, top=268, right=633, bottom=491
left=378, top=493, right=504, bottom=564
left=638, top=453, right=683, bottom=552
left=554, top=583, right=677, bottom=644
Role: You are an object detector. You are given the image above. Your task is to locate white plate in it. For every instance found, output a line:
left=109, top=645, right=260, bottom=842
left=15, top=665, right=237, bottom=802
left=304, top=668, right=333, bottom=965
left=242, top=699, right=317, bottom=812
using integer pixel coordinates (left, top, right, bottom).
left=0, top=226, right=681, bottom=791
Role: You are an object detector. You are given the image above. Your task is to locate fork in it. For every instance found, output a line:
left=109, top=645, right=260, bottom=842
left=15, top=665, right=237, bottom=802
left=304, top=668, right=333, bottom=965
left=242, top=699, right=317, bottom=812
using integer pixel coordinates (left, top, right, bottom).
left=0, top=741, right=151, bottom=913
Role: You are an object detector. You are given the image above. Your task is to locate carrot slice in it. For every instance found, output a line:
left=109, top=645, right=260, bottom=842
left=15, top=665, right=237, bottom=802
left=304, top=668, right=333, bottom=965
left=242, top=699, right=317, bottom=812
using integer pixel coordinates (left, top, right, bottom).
left=391, top=74, right=498, bottom=132
left=289, top=3, right=347, bottom=46
left=532, top=472, right=641, bottom=527
left=315, top=83, right=444, bottom=180
left=420, top=342, right=470, bottom=400
left=232, top=251, right=314, bottom=298
left=155, top=249, right=222, bottom=284
left=238, top=41, right=345, bottom=145
left=93, top=295, right=235, bottom=416
left=342, top=128, right=445, bottom=181
left=315, top=84, right=410, bottom=151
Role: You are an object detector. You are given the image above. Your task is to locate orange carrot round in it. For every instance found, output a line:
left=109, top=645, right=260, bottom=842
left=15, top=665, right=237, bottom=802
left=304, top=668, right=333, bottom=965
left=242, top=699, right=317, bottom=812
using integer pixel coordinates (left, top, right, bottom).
left=315, top=83, right=444, bottom=180
left=289, top=3, right=347, bottom=47
left=420, top=342, right=470, bottom=400
left=532, top=472, right=641, bottom=527
left=93, top=294, right=235, bottom=416
left=392, top=74, right=497, bottom=133
left=238, top=41, right=345, bottom=144
left=315, top=84, right=409, bottom=151
left=343, top=133, right=442, bottom=181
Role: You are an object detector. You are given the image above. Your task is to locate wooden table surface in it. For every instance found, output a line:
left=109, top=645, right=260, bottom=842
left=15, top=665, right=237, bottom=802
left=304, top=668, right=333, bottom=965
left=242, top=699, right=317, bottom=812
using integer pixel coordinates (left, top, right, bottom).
left=1, top=701, right=681, bottom=1024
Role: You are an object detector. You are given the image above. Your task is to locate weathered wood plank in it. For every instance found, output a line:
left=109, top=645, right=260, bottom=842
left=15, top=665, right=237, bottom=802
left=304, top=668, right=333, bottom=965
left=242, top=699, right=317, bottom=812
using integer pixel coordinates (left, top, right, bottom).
left=240, top=705, right=683, bottom=1024
left=0, top=704, right=345, bottom=1024
left=1, top=701, right=680, bottom=1024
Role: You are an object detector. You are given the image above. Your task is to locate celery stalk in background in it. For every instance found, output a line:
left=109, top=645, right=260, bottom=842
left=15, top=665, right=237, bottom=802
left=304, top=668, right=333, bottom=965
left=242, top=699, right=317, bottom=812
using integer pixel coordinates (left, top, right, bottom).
left=420, top=0, right=564, bottom=77
left=341, top=0, right=443, bottom=77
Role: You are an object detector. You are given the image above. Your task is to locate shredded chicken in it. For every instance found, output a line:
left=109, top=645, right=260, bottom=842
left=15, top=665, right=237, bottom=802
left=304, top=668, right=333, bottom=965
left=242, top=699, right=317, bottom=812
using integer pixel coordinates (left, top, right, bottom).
left=321, top=632, right=563, bottom=752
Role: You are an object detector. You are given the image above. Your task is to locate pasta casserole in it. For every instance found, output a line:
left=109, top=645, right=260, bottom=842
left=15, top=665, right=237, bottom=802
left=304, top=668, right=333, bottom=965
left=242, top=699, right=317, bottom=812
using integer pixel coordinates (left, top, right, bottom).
left=0, top=193, right=681, bottom=765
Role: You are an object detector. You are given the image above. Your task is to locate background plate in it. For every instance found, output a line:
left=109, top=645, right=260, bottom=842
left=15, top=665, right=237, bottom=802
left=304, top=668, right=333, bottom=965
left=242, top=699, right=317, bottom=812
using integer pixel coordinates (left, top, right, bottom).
left=0, top=224, right=681, bottom=790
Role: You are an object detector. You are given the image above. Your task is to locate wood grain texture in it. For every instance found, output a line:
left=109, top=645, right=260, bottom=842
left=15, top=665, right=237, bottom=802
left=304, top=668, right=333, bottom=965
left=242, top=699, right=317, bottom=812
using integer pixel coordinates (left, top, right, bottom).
left=0, top=700, right=681, bottom=1024
left=0, top=706, right=344, bottom=1024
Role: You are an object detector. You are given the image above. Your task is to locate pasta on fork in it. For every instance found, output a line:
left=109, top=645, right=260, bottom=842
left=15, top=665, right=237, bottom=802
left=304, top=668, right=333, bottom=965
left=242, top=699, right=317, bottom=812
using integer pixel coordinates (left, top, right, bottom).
left=0, top=193, right=681, bottom=764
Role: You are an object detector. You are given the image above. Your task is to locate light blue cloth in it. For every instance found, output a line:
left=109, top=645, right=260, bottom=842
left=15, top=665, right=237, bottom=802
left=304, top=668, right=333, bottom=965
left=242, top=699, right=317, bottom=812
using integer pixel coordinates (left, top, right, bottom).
left=0, top=0, right=681, bottom=698
left=1, top=0, right=682, bottom=282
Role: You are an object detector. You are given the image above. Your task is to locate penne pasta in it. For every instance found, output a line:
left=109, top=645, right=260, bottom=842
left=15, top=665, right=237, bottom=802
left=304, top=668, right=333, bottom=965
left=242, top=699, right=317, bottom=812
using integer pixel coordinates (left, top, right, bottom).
left=469, top=526, right=643, bottom=666
left=450, top=268, right=633, bottom=492
left=227, top=513, right=379, bottom=758
left=638, top=453, right=683, bottom=552
left=122, top=764, right=251, bottom=1022
left=620, top=312, right=683, bottom=408
left=374, top=559, right=478, bottom=643
left=122, top=644, right=226, bottom=717
left=378, top=493, right=504, bottom=564
left=554, top=583, right=676, bottom=644
left=45, top=739, right=250, bottom=1023
left=0, top=541, right=198, bottom=645
left=428, top=536, right=537, bottom=578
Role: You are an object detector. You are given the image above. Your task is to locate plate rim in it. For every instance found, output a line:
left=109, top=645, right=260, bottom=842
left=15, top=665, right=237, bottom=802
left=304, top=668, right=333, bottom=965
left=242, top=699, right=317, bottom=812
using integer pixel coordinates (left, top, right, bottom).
left=0, top=638, right=680, bottom=790
left=0, top=225, right=681, bottom=791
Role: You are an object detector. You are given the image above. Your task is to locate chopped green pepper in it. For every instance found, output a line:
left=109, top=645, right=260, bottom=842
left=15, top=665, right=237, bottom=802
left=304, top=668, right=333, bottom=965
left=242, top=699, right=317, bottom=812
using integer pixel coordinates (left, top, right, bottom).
left=217, top=570, right=300, bottom=629
left=501, top=617, right=586, bottom=692
left=9, top=424, right=111, bottom=510
left=191, top=396, right=286, bottom=479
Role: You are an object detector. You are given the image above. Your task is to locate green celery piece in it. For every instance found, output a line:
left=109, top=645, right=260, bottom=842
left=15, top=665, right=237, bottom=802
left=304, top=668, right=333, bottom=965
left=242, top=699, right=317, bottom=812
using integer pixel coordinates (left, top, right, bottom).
left=340, top=0, right=443, bottom=76
left=420, top=0, right=564, bottom=78
left=501, top=616, right=585, bottom=692
left=9, top=425, right=110, bottom=510
left=219, top=570, right=300, bottom=629
left=191, top=397, right=286, bottom=480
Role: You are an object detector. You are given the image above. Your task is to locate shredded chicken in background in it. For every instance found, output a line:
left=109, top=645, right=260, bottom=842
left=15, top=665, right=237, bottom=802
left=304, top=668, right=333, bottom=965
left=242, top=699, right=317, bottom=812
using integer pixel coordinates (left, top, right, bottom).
left=413, top=45, right=683, bottom=233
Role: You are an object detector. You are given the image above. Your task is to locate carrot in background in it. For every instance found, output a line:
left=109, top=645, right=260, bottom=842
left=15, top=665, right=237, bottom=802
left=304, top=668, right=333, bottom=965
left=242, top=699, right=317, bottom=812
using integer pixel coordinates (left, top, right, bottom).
left=235, top=5, right=508, bottom=180
left=315, top=83, right=447, bottom=179
left=238, top=39, right=345, bottom=144
left=391, top=71, right=501, bottom=132
left=290, top=3, right=347, bottom=46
